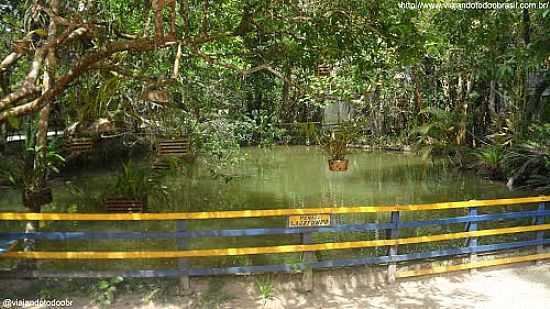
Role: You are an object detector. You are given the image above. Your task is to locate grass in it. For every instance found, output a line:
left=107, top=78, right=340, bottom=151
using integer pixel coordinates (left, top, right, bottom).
left=199, top=279, right=233, bottom=309
left=255, top=275, right=275, bottom=303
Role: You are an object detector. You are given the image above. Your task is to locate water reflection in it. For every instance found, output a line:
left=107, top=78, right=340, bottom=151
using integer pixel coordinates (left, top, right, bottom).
left=166, top=146, right=524, bottom=213
left=0, top=146, right=528, bottom=214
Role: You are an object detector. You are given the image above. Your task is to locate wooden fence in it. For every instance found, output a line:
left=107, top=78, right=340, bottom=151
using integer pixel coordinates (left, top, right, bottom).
left=0, top=195, right=549, bottom=288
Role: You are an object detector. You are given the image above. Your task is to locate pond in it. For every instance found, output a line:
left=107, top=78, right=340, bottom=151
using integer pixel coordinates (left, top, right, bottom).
left=0, top=146, right=534, bottom=272
left=1, top=146, right=525, bottom=212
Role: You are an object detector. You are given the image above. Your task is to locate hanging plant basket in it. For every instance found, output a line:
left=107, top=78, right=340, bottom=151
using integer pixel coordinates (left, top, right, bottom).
left=22, top=187, right=53, bottom=208
left=317, top=64, right=332, bottom=77
left=152, top=158, right=170, bottom=170
left=152, top=136, right=195, bottom=170
left=156, top=136, right=190, bottom=157
left=152, top=136, right=193, bottom=169
left=142, top=89, right=170, bottom=104
left=104, top=198, right=146, bottom=213
left=64, top=136, right=95, bottom=155
left=328, top=159, right=349, bottom=172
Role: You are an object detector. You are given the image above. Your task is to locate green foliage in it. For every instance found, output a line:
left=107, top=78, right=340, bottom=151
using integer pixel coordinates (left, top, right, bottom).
left=192, top=118, right=245, bottom=177
left=161, top=155, right=192, bottom=174
left=248, top=111, right=287, bottom=146
left=475, top=145, right=504, bottom=179
left=523, top=123, right=550, bottom=149
left=318, top=122, right=359, bottom=160
left=0, top=157, right=22, bottom=188
left=410, top=107, right=469, bottom=164
left=412, top=107, right=460, bottom=147
left=505, top=123, right=550, bottom=192
left=29, top=138, right=66, bottom=175
left=0, top=125, right=64, bottom=190
left=1, top=0, right=549, bottom=200
left=255, top=275, right=275, bottom=302
left=91, top=277, right=124, bottom=306
left=297, top=122, right=320, bottom=145
left=111, top=161, right=167, bottom=201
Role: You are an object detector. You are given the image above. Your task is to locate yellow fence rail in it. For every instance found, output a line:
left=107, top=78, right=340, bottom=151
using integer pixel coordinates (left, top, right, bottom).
left=1, top=195, right=549, bottom=221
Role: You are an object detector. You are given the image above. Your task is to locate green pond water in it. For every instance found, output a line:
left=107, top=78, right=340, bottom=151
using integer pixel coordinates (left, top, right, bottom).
left=0, top=146, right=537, bottom=271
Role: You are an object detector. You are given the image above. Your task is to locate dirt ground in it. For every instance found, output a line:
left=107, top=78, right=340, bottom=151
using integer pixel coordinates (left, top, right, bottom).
left=3, top=262, right=550, bottom=308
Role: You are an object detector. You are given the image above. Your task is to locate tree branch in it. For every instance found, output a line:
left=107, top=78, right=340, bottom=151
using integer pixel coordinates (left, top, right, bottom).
left=0, top=52, right=23, bottom=73
left=0, top=48, right=46, bottom=110
left=172, top=43, right=183, bottom=78
left=0, top=31, right=239, bottom=123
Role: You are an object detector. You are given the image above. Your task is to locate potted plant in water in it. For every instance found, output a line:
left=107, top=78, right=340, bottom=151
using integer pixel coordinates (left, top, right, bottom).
left=104, top=161, right=167, bottom=212
left=318, top=122, right=358, bottom=172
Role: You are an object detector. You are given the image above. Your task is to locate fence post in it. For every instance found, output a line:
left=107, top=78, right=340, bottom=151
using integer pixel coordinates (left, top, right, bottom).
left=535, top=203, right=546, bottom=265
left=387, top=211, right=400, bottom=284
left=176, top=220, right=190, bottom=294
left=302, top=231, right=316, bottom=292
left=467, top=207, right=478, bottom=272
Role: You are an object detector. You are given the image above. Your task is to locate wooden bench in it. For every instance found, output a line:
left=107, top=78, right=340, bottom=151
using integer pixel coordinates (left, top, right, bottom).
left=104, top=199, right=145, bottom=213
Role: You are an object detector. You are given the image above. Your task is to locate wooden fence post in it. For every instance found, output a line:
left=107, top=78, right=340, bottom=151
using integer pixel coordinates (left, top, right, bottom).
left=467, top=207, right=478, bottom=272
left=176, top=220, right=190, bottom=294
left=465, top=207, right=479, bottom=274
left=387, top=211, right=400, bottom=283
left=535, top=203, right=546, bottom=265
left=302, top=231, right=315, bottom=292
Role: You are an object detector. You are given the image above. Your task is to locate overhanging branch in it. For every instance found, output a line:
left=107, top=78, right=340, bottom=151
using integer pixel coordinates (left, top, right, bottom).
left=0, top=48, right=46, bottom=110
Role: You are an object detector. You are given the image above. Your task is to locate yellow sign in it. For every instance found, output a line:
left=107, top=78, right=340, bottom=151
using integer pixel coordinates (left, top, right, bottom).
left=288, top=214, right=331, bottom=228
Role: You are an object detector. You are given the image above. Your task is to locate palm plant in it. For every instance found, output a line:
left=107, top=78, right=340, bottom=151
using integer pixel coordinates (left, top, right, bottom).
left=412, top=107, right=461, bottom=146
left=411, top=107, right=468, bottom=165
left=110, top=161, right=168, bottom=201
left=475, top=145, right=504, bottom=180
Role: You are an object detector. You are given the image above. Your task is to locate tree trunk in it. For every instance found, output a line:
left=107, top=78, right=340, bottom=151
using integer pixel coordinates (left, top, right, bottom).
left=455, top=73, right=467, bottom=145
left=523, top=9, right=530, bottom=46
left=23, top=0, right=59, bottom=270
left=152, top=0, right=165, bottom=41
left=281, top=66, right=290, bottom=121
left=167, top=0, right=176, bottom=39
left=413, top=67, right=422, bottom=116
left=0, top=123, right=5, bottom=152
